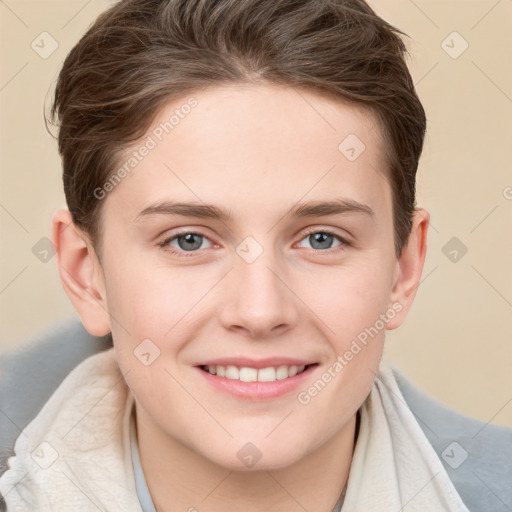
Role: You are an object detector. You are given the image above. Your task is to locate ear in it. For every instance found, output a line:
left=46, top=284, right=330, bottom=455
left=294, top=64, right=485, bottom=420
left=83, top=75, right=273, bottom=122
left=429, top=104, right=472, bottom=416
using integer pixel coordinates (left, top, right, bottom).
left=386, top=208, right=429, bottom=330
left=51, top=209, right=111, bottom=337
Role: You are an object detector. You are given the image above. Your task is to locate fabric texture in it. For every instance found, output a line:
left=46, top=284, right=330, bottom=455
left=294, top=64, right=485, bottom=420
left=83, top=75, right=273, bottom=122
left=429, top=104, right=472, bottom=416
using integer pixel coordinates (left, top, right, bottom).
left=0, top=346, right=474, bottom=511
left=0, top=346, right=138, bottom=511
left=393, top=369, right=512, bottom=512
left=0, top=321, right=112, bottom=477
left=341, top=363, right=469, bottom=511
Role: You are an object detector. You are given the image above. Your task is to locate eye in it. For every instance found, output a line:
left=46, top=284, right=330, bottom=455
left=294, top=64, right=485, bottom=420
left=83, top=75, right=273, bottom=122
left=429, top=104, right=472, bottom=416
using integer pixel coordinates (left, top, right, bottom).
left=297, top=229, right=349, bottom=251
left=159, top=231, right=213, bottom=256
left=158, top=228, right=349, bottom=258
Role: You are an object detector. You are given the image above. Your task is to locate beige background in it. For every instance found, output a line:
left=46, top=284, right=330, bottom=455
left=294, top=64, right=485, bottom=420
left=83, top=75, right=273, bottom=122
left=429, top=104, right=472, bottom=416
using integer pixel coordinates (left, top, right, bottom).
left=1, top=0, right=511, bottom=427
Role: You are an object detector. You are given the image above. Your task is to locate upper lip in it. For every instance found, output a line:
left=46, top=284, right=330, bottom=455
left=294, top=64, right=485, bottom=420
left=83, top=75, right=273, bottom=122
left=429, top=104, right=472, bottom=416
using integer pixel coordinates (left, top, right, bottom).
left=196, top=357, right=317, bottom=369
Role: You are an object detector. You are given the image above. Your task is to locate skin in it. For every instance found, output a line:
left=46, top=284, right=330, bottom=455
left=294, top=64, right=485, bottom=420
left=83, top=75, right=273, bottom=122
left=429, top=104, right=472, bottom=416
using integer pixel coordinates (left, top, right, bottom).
left=52, top=83, right=429, bottom=512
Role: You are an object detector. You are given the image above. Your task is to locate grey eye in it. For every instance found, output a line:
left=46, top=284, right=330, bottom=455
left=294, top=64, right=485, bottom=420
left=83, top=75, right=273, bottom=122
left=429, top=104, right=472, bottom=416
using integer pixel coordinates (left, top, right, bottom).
left=298, top=232, right=343, bottom=250
left=172, top=233, right=209, bottom=251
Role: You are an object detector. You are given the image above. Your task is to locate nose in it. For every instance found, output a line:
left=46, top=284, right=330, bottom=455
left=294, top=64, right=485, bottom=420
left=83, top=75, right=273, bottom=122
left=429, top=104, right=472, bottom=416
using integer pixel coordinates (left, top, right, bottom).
left=218, top=250, right=300, bottom=339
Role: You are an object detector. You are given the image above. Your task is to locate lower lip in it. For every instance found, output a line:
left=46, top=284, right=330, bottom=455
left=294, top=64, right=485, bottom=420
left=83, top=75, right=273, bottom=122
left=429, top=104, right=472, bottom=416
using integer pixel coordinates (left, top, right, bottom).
left=195, top=365, right=318, bottom=401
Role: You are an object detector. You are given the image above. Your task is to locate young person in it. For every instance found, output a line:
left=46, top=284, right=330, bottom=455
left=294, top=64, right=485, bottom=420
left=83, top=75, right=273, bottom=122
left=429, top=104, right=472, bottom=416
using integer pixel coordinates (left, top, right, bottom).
left=0, top=0, right=510, bottom=510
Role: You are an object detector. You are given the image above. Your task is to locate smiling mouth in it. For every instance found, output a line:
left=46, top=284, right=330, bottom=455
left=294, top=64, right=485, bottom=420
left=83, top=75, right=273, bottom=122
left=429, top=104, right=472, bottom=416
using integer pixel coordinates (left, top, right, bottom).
left=199, top=363, right=318, bottom=382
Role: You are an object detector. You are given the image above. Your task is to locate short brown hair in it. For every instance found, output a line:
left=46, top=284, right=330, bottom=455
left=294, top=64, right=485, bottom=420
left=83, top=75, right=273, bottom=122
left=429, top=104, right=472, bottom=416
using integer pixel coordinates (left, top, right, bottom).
left=49, top=0, right=426, bottom=256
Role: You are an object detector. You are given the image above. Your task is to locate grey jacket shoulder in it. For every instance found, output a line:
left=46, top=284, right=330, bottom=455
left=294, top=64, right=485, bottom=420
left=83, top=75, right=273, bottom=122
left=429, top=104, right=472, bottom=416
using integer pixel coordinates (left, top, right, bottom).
left=1, top=323, right=511, bottom=511
left=394, top=368, right=512, bottom=511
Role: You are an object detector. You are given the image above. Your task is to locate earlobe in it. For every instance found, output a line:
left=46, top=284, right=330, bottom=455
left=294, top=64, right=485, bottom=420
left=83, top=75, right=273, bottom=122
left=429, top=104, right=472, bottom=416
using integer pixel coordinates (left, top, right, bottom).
left=386, top=208, right=430, bottom=330
left=51, top=209, right=111, bottom=337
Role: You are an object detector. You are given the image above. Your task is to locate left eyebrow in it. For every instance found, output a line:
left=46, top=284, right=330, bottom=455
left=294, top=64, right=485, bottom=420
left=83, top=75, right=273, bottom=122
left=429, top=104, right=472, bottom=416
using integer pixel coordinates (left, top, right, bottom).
left=289, top=198, right=375, bottom=219
left=134, top=198, right=375, bottom=223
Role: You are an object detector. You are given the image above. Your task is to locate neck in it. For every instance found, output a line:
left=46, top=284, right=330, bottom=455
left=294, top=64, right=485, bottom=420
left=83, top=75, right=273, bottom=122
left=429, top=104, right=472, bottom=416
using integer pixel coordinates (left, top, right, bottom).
left=135, top=404, right=357, bottom=512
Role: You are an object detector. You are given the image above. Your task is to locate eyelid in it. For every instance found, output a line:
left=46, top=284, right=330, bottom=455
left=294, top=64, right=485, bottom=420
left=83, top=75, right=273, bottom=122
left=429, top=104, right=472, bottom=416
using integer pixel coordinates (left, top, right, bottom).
left=296, top=226, right=351, bottom=252
left=158, top=228, right=217, bottom=255
left=299, top=226, right=351, bottom=243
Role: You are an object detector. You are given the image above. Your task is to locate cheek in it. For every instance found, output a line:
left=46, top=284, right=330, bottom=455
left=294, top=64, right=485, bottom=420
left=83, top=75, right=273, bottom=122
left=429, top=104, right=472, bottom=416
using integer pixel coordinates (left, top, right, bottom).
left=298, top=256, right=392, bottom=399
left=305, top=254, right=394, bottom=339
left=104, top=254, right=211, bottom=338
left=103, top=257, right=219, bottom=389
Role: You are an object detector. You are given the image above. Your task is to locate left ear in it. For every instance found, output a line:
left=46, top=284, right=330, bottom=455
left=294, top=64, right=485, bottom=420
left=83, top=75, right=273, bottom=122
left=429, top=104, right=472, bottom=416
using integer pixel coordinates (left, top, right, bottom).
left=386, top=208, right=430, bottom=330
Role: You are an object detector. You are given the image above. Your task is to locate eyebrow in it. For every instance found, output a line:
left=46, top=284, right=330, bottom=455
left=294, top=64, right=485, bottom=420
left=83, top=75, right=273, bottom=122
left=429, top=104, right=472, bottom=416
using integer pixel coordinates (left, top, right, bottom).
left=134, top=198, right=375, bottom=223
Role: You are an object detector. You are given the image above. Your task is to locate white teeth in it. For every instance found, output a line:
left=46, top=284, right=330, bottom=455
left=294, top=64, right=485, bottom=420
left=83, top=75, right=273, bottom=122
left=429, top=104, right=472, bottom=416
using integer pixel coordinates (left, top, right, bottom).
left=203, top=364, right=308, bottom=382
left=288, top=365, right=298, bottom=377
left=257, top=367, right=276, bottom=382
left=225, top=365, right=239, bottom=380
left=239, top=367, right=258, bottom=382
left=276, top=365, right=290, bottom=380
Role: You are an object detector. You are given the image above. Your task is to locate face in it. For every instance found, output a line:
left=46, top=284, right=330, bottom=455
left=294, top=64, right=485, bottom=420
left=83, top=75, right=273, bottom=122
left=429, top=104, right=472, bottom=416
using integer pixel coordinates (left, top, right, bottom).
left=94, top=84, right=402, bottom=470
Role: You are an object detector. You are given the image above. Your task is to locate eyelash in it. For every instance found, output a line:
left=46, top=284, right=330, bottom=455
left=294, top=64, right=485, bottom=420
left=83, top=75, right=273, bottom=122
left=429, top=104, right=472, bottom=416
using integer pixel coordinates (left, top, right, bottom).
left=158, top=227, right=351, bottom=258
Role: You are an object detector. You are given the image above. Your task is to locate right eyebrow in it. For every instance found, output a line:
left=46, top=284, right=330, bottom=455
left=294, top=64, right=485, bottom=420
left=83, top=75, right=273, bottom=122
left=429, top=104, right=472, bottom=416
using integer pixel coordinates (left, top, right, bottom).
left=134, top=201, right=234, bottom=223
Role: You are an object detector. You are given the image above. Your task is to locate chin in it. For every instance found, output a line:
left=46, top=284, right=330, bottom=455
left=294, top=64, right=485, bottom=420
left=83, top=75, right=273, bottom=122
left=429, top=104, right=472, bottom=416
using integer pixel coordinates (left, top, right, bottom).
left=201, top=436, right=309, bottom=472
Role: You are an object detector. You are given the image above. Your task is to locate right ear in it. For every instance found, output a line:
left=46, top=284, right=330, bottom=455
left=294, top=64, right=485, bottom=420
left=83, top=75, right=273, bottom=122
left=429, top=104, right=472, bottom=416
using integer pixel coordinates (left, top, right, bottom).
left=51, top=209, right=111, bottom=337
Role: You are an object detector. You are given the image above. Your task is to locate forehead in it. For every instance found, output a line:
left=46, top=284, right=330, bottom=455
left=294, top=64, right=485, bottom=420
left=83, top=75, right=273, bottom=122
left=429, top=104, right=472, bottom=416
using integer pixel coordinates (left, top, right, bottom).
left=103, top=83, right=392, bottom=227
